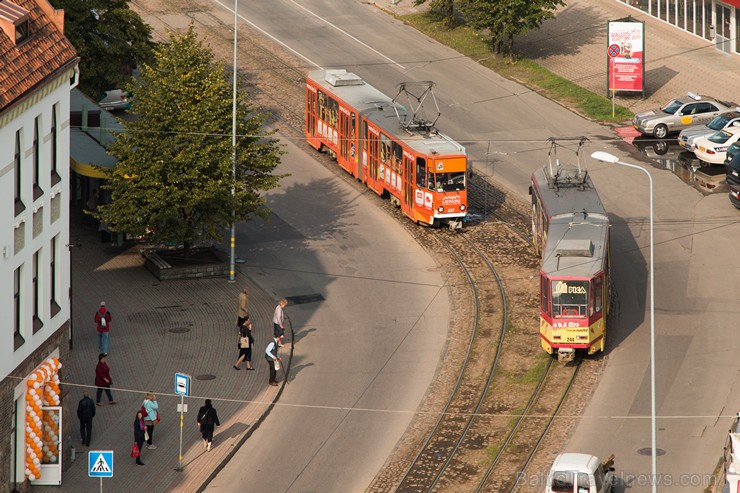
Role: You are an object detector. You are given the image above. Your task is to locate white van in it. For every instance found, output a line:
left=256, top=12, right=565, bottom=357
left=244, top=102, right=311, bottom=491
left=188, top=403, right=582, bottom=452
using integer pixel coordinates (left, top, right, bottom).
left=546, top=453, right=615, bottom=493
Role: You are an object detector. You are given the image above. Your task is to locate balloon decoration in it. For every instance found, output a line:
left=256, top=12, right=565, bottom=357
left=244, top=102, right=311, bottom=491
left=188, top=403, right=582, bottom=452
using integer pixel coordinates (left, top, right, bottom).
left=24, top=357, right=62, bottom=482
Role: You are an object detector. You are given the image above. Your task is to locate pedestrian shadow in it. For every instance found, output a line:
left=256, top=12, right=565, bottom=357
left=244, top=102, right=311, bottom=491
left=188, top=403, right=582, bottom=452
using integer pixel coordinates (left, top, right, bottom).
left=286, top=362, right=314, bottom=383
left=292, top=327, right=317, bottom=344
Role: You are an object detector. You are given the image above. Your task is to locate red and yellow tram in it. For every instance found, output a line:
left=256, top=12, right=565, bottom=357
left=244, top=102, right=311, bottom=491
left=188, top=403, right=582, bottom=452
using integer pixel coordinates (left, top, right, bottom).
left=529, top=140, right=610, bottom=361
left=305, top=69, right=467, bottom=228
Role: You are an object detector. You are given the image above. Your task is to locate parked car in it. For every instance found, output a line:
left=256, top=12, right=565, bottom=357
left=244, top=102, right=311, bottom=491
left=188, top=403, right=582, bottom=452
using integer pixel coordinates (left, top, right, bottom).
left=725, top=152, right=740, bottom=186
left=633, top=92, right=734, bottom=139
left=727, top=141, right=740, bottom=165
left=98, top=89, right=132, bottom=111
left=729, top=182, right=740, bottom=209
left=693, top=126, right=740, bottom=165
left=546, top=453, right=615, bottom=493
left=678, top=110, right=740, bottom=152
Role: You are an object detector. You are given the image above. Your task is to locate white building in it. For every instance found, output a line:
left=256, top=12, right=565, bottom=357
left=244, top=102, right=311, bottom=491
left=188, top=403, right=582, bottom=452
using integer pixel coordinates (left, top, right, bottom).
left=0, top=0, right=78, bottom=489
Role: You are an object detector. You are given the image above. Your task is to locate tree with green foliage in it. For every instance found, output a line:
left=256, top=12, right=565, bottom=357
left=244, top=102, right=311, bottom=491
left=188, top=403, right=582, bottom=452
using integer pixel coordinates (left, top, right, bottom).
left=458, top=0, right=564, bottom=56
left=94, top=26, right=283, bottom=252
left=413, top=0, right=456, bottom=27
left=51, top=0, right=154, bottom=96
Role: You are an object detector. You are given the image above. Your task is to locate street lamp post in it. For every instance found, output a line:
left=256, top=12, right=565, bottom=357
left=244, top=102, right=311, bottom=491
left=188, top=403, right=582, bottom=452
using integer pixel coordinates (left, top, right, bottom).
left=228, top=0, right=238, bottom=283
left=591, top=151, right=656, bottom=493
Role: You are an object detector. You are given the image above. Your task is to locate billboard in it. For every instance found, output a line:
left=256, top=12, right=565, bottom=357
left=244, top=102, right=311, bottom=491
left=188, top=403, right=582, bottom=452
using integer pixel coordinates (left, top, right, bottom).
left=607, top=19, right=645, bottom=94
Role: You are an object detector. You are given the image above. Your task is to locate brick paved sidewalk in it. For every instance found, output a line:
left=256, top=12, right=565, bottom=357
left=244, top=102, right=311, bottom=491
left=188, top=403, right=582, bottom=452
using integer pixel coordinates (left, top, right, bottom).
left=35, top=211, right=290, bottom=492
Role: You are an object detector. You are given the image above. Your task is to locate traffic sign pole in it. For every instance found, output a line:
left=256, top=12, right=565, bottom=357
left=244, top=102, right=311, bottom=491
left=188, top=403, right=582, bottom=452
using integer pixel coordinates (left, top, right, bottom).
left=173, top=373, right=190, bottom=472
left=607, top=43, right=621, bottom=118
left=177, top=394, right=184, bottom=471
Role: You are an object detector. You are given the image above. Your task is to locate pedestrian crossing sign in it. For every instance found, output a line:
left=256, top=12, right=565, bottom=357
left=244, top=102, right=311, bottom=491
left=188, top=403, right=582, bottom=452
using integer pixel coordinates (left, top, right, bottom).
left=88, top=451, right=113, bottom=478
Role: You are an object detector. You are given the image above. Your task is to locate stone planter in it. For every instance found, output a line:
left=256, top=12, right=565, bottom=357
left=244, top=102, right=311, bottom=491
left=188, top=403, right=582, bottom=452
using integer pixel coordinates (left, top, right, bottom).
left=142, top=246, right=229, bottom=281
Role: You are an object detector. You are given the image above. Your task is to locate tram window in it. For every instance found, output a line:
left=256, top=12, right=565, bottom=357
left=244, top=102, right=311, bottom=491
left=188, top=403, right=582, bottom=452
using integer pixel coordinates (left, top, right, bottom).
left=551, top=471, right=575, bottom=492
left=594, top=277, right=603, bottom=314
left=362, top=121, right=368, bottom=149
left=380, top=134, right=391, bottom=164
left=392, top=142, right=402, bottom=174
left=318, top=90, right=326, bottom=122
left=416, top=157, right=427, bottom=188
left=432, top=172, right=466, bottom=191
left=551, top=280, right=588, bottom=318
left=540, top=275, right=549, bottom=315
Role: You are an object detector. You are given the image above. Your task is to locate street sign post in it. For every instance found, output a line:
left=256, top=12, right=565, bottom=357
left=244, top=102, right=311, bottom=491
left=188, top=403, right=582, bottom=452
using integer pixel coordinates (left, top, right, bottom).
left=89, top=450, right=113, bottom=493
left=174, top=373, right=191, bottom=471
left=607, top=44, right=620, bottom=117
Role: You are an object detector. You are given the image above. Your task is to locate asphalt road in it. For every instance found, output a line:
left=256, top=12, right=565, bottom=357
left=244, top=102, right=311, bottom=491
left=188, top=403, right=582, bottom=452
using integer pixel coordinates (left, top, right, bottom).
left=208, top=0, right=740, bottom=491
left=205, top=134, right=449, bottom=492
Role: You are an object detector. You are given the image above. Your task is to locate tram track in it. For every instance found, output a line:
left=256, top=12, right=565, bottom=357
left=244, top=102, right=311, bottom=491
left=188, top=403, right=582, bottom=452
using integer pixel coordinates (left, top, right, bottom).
left=128, top=5, right=605, bottom=492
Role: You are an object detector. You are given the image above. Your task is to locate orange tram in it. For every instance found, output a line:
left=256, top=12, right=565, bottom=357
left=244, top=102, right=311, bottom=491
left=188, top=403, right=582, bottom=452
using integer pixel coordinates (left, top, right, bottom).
left=529, top=139, right=611, bottom=361
left=305, top=69, right=467, bottom=228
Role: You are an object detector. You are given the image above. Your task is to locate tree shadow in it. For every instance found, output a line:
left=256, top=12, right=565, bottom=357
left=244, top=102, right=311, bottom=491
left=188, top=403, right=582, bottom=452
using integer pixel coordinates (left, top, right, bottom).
left=515, top=4, right=605, bottom=59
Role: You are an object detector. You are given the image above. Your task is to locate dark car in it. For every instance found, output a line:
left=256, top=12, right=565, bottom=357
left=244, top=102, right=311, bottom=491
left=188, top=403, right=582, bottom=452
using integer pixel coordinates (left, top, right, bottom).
left=725, top=152, right=740, bottom=186
left=729, top=182, right=740, bottom=209
left=726, top=141, right=740, bottom=165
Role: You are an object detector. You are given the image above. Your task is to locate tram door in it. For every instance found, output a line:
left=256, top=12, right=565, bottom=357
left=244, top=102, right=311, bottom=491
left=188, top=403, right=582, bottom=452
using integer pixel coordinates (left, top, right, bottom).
left=306, top=88, right=317, bottom=137
left=403, top=154, right=414, bottom=212
left=339, top=110, right=351, bottom=174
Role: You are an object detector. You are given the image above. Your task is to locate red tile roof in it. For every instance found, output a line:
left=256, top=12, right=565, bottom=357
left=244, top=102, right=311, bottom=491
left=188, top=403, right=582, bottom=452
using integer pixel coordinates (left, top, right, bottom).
left=0, top=0, right=77, bottom=112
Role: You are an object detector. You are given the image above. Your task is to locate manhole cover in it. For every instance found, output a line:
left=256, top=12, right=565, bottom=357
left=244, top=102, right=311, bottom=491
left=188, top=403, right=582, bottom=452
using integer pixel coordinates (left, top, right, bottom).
left=637, top=448, right=666, bottom=456
left=285, top=293, right=324, bottom=305
left=195, top=374, right=216, bottom=381
left=168, top=327, right=190, bottom=334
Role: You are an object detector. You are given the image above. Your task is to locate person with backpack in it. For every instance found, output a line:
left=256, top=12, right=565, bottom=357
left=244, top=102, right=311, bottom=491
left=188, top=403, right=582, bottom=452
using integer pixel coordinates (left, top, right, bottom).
left=141, top=392, right=159, bottom=450
left=233, top=317, right=255, bottom=371
left=94, top=301, right=112, bottom=355
left=197, top=399, right=220, bottom=451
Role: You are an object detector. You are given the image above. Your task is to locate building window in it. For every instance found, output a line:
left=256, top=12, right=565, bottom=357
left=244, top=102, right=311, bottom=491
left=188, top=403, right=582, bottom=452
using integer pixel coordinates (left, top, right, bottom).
left=51, top=105, right=61, bottom=186
left=14, top=266, right=24, bottom=350
left=15, top=130, right=25, bottom=216
left=16, top=20, right=29, bottom=43
left=33, top=250, right=43, bottom=333
left=33, top=116, right=42, bottom=200
left=50, top=236, right=60, bottom=317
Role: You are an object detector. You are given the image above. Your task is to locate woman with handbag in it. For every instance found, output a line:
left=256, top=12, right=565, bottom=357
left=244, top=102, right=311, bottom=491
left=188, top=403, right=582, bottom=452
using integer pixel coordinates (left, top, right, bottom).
left=142, top=392, right=159, bottom=449
left=233, top=317, right=255, bottom=370
left=133, top=410, right=146, bottom=465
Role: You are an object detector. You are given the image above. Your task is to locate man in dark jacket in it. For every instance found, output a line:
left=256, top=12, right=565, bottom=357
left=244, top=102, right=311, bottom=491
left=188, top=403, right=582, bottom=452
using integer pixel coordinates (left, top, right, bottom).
left=77, top=392, right=96, bottom=447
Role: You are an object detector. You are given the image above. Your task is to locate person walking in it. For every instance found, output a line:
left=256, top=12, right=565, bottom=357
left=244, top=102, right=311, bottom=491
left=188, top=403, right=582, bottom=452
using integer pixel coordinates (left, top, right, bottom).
left=94, top=301, right=112, bottom=355
left=272, top=298, right=288, bottom=347
left=76, top=392, right=96, bottom=447
left=133, top=411, right=146, bottom=466
left=142, top=392, right=159, bottom=450
left=234, top=317, right=255, bottom=371
left=197, top=399, right=220, bottom=451
left=265, top=336, right=281, bottom=386
left=94, top=354, right=116, bottom=406
left=237, top=287, right=249, bottom=327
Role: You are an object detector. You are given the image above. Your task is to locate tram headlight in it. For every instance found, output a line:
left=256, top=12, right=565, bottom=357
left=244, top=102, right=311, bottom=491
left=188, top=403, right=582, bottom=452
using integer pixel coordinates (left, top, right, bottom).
left=437, top=206, right=444, bottom=212
left=460, top=204, right=466, bottom=211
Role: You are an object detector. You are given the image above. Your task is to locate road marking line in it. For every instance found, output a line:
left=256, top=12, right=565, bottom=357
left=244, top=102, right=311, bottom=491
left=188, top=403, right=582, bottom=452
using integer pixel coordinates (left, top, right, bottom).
left=214, top=0, right=324, bottom=70
left=286, top=0, right=405, bottom=69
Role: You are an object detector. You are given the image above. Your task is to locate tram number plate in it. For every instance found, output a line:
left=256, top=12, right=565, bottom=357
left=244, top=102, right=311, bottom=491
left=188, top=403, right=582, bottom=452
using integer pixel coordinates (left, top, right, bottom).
left=566, top=337, right=575, bottom=343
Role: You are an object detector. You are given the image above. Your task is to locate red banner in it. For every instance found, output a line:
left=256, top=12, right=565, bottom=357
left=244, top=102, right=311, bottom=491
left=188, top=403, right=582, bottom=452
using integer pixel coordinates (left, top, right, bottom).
left=607, top=21, right=644, bottom=92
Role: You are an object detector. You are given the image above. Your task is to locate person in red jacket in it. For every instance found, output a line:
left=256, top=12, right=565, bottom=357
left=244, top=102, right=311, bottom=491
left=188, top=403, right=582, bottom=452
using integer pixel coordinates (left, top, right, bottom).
left=95, top=301, right=112, bottom=355
left=94, top=353, right=116, bottom=406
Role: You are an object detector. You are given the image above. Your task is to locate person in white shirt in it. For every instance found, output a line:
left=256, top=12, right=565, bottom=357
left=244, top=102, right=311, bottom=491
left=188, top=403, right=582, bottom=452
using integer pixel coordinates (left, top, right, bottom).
left=264, top=337, right=281, bottom=386
left=272, top=298, right=288, bottom=347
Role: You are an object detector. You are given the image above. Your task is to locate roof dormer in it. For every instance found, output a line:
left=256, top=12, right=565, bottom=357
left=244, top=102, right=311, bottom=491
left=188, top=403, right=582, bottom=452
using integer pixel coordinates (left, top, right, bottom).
left=0, top=0, right=30, bottom=45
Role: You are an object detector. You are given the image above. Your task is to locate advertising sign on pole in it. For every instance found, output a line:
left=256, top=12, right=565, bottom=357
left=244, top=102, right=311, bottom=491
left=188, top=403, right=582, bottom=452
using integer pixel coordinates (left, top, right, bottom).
left=607, top=17, right=645, bottom=97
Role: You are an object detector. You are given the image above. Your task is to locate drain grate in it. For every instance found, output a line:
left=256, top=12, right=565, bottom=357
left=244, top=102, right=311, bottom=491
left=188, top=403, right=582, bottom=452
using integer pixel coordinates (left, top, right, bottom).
left=168, top=327, right=190, bottom=334
left=285, top=293, right=324, bottom=305
left=195, top=374, right=216, bottom=381
left=637, top=447, right=666, bottom=456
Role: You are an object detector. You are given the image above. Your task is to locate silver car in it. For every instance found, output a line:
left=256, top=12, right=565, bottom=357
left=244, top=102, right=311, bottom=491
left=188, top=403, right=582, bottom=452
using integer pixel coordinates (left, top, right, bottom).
left=678, top=110, right=740, bottom=152
left=633, top=92, right=734, bottom=139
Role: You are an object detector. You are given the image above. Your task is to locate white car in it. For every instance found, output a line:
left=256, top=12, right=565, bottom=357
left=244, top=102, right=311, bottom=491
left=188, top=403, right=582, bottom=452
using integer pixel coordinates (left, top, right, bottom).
left=546, top=453, right=614, bottom=493
left=98, top=89, right=132, bottom=111
left=694, top=126, right=740, bottom=165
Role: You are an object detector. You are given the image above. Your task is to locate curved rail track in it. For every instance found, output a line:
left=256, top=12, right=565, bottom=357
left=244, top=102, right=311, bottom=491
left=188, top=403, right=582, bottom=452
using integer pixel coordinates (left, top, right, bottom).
left=393, top=232, right=508, bottom=493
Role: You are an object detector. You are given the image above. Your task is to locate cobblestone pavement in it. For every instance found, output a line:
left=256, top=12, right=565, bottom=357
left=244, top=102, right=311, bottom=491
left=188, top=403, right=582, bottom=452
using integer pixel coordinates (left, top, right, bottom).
left=36, top=211, right=288, bottom=492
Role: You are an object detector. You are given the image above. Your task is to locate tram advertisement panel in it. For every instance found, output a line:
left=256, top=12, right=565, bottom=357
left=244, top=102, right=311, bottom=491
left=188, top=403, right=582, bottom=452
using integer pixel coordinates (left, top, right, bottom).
left=607, top=20, right=644, bottom=92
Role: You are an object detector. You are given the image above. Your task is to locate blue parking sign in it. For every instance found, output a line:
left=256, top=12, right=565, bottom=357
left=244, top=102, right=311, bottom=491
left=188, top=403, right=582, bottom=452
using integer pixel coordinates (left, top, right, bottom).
left=88, top=450, right=113, bottom=477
